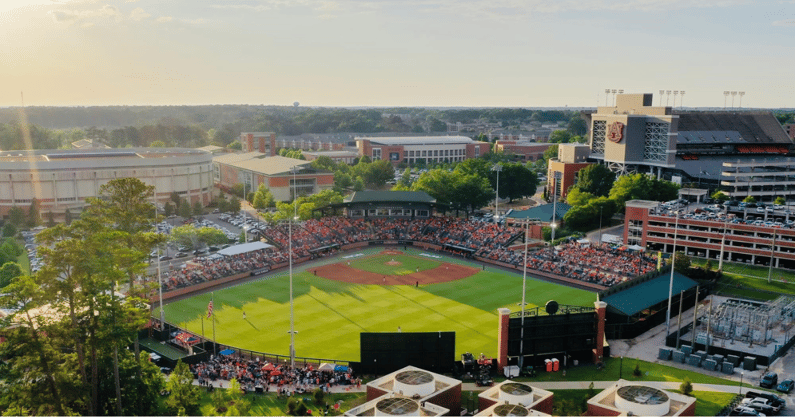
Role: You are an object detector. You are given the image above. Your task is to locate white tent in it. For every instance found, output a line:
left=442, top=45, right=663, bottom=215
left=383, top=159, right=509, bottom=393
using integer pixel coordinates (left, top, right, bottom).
left=217, top=241, right=273, bottom=257
left=628, top=244, right=645, bottom=251
left=318, top=363, right=336, bottom=372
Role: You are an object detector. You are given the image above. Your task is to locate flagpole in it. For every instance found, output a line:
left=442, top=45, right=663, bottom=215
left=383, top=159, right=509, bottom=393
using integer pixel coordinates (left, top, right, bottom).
left=201, top=315, right=205, bottom=338
left=212, top=292, right=217, bottom=357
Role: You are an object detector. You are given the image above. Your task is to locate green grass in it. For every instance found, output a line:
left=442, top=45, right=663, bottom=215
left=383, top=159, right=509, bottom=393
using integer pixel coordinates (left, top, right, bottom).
left=14, top=238, right=30, bottom=274
left=690, top=390, right=738, bottom=416
left=549, top=389, right=736, bottom=417
left=350, top=253, right=440, bottom=275
left=197, top=390, right=364, bottom=416
left=517, top=357, right=744, bottom=386
left=163, top=252, right=595, bottom=361
left=692, top=259, right=795, bottom=283
left=689, top=259, right=795, bottom=300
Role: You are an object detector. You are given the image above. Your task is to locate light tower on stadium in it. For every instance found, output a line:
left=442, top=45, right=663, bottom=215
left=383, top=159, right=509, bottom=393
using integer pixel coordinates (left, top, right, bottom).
left=492, top=164, right=502, bottom=224
left=288, top=165, right=302, bottom=368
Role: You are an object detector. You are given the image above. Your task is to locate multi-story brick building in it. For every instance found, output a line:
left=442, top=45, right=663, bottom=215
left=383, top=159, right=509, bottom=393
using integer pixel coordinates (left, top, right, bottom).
left=356, top=136, right=490, bottom=165
left=212, top=153, right=333, bottom=201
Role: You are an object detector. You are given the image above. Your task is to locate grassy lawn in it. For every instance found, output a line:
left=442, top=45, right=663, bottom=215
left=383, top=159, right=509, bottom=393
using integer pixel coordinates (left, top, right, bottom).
left=14, top=238, right=30, bottom=274
left=163, top=252, right=595, bottom=361
left=350, top=253, right=440, bottom=275
left=514, top=357, right=744, bottom=386
left=549, top=389, right=736, bottom=416
left=690, top=259, right=795, bottom=300
left=197, top=390, right=364, bottom=416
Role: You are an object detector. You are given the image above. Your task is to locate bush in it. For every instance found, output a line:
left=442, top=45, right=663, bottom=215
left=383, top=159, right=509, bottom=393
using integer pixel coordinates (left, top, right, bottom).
left=633, top=363, right=641, bottom=377
left=680, top=377, right=693, bottom=396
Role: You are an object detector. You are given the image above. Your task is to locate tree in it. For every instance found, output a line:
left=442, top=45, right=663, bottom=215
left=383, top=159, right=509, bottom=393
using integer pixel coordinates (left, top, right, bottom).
left=775, top=196, right=786, bottom=205
left=608, top=173, right=679, bottom=208
left=171, top=225, right=226, bottom=249
left=8, top=206, right=26, bottom=227
left=680, top=378, right=693, bottom=396
left=366, top=159, right=395, bottom=187
left=0, top=261, right=22, bottom=289
left=310, top=155, right=337, bottom=172
left=743, top=196, right=757, bottom=204
left=542, top=145, right=559, bottom=164
left=496, top=163, right=538, bottom=203
left=229, top=197, right=242, bottom=214
left=568, top=116, right=588, bottom=136
left=575, top=164, right=615, bottom=197
left=673, top=251, right=691, bottom=273
left=549, top=130, right=573, bottom=143
left=566, top=188, right=596, bottom=207
left=165, top=361, right=201, bottom=416
left=711, top=191, right=729, bottom=202
left=164, top=202, right=175, bottom=217
left=353, top=177, right=365, bottom=191
left=149, top=140, right=166, bottom=147
left=27, top=199, right=41, bottom=227
left=178, top=198, right=191, bottom=218
left=227, top=141, right=242, bottom=150
left=2, top=222, right=16, bottom=237
left=192, top=200, right=204, bottom=216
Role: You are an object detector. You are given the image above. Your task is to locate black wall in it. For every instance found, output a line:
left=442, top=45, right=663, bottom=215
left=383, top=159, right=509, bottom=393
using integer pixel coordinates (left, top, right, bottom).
left=507, top=312, right=596, bottom=368
left=359, top=332, right=455, bottom=375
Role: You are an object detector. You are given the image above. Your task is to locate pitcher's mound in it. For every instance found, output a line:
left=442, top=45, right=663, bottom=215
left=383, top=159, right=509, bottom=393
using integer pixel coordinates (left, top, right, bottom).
left=385, top=259, right=402, bottom=266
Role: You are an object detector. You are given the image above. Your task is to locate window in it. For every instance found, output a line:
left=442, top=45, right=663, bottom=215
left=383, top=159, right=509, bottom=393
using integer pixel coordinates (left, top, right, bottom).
left=350, top=209, right=364, bottom=217
left=372, top=148, right=382, bottom=160
left=390, top=152, right=400, bottom=161
left=416, top=210, right=429, bottom=217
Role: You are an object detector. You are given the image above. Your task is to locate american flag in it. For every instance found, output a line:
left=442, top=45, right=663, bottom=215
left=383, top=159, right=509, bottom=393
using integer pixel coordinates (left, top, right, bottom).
left=207, top=300, right=213, bottom=318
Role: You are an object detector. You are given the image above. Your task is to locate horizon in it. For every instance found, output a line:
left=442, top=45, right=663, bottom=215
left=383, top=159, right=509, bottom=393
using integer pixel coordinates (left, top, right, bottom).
left=2, top=1, right=794, bottom=108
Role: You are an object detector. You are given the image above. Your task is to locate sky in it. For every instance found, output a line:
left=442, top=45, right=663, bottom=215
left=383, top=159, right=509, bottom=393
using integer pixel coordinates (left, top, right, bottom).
left=1, top=0, right=793, bottom=108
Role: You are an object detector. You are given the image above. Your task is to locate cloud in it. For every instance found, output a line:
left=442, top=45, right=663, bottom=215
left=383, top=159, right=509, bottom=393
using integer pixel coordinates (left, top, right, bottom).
left=129, top=7, right=150, bottom=21
left=156, top=16, right=173, bottom=23
left=48, top=4, right=121, bottom=24
left=772, top=19, right=795, bottom=26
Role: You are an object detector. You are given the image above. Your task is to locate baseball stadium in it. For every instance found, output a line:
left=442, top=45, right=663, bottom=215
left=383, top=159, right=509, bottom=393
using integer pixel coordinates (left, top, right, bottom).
left=149, top=191, right=684, bottom=377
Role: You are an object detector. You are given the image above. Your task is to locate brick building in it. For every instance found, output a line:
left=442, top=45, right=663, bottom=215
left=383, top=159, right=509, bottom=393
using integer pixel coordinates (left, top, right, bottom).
left=212, top=153, right=333, bottom=201
left=356, top=136, right=490, bottom=165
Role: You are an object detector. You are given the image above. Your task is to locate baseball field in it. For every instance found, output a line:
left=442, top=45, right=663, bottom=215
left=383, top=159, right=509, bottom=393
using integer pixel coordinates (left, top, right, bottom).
left=162, top=247, right=595, bottom=362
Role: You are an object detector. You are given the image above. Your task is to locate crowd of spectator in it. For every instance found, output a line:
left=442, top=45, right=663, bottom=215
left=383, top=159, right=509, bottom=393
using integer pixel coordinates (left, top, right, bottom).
left=519, top=241, right=657, bottom=286
left=156, top=216, right=656, bottom=292
left=192, top=355, right=357, bottom=394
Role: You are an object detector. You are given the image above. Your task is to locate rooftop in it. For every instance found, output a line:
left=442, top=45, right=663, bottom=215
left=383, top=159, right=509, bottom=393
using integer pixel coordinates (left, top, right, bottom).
left=358, top=136, right=475, bottom=146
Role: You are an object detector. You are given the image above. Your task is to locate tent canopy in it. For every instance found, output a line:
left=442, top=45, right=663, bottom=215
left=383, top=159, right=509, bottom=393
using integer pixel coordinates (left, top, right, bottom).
left=217, top=241, right=273, bottom=257
left=219, top=349, right=235, bottom=356
left=318, top=363, right=335, bottom=372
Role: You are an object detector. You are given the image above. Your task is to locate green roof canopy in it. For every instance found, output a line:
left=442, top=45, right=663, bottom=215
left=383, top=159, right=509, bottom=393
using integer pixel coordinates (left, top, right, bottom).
left=603, top=272, right=698, bottom=316
left=344, top=191, right=436, bottom=204
left=505, top=203, right=571, bottom=223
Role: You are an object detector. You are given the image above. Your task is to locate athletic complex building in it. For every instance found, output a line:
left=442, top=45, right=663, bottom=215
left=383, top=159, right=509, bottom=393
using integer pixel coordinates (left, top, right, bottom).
left=567, top=93, right=794, bottom=202
left=0, top=148, right=213, bottom=222
left=356, top=136, right=490, bottom=165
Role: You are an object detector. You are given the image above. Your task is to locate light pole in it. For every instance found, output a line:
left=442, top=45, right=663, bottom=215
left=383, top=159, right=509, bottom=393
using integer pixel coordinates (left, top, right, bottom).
left=519, top=219, right=530, bottom=370
left=598, top=204, right=604, bottom=244
left=740, top=371, right=744, bottom=395
left=288, top=165, right=302, bottom=368
left=620, top=356, right=624, bottom=379
left=665, top=211, right=680, bottom=338
left=492, top=164, right=502, bottom=224
left=551, top=171, right=560, bottom=243
left=153, top=196, right=165, bottom=326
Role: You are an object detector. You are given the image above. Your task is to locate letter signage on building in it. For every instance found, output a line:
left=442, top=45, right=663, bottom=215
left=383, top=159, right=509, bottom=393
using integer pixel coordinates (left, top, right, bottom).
left=607, top=121, right=625, bottom=143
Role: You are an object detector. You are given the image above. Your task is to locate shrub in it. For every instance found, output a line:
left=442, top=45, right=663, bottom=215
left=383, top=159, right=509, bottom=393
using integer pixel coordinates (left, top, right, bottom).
left=680, top=377, right=693, bottom=396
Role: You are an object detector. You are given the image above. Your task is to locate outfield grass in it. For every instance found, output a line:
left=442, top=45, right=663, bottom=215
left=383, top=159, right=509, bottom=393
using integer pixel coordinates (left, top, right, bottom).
left=163, top=251, right=595, bottom=361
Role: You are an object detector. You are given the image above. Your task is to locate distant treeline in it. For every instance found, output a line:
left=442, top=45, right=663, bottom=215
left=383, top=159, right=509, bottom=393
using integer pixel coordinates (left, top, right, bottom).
left=0, top=106, right=593, bottom=150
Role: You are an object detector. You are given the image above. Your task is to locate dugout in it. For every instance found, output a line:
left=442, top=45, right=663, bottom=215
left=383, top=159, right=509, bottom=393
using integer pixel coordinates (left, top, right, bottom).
left=314, top=190, right=447, bottom=218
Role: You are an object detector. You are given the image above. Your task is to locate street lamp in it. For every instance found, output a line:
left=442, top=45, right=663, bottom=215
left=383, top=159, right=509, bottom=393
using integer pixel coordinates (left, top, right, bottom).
left=550, top=222, right=558, bottom=244
left=288, top=165, right=302, bottom=368
left=740, top=371, right=744, bottom=395
left=492, top=164, right=502, bottom=224
left=620, top=356, right=624, bottom=379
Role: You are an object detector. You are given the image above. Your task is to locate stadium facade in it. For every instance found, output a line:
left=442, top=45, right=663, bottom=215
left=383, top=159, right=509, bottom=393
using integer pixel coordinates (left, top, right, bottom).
left=584, top=93, right=793, bottom=202
left=0, top=148, right=213, bottom=222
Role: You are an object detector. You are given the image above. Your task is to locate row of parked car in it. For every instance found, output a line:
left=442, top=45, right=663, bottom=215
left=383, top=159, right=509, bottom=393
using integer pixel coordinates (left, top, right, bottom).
left=731, top=389, right=788, bottom=416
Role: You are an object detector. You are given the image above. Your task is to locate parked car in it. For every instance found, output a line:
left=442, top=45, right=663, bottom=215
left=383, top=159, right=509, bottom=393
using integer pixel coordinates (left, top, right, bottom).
left=761, top=372, right=779, bottom=388
left=175, top=252, right=188, bottom=258
left=745, top=391, right=786, bottom=410
left=159, top=255, right=173, bottom=261
left=740, top=398, right=777, bottom=415
left=731, top=406, right=765, bottom=417
left=776, top=379, right=794, bottom=393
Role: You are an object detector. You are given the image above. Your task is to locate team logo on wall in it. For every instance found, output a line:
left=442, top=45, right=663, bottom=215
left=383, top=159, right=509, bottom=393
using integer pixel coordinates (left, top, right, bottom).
left=607, top=121, right=625, bottom=143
